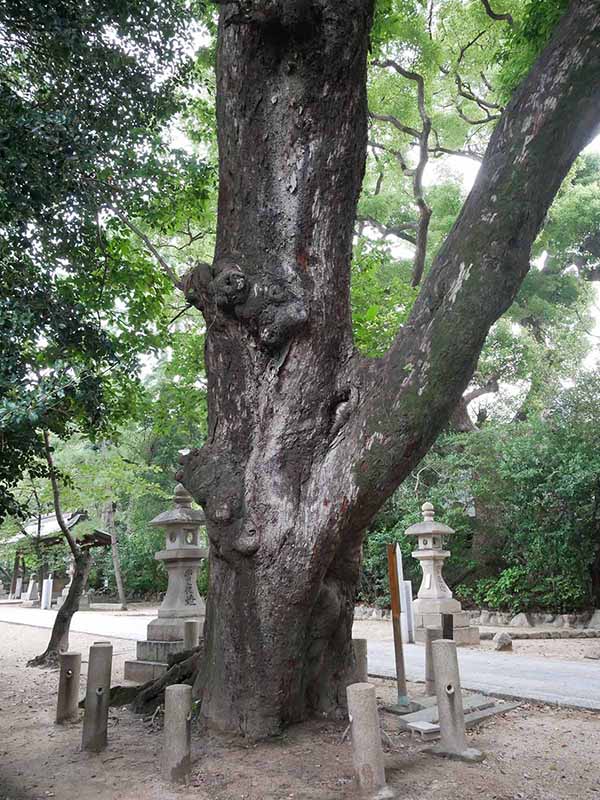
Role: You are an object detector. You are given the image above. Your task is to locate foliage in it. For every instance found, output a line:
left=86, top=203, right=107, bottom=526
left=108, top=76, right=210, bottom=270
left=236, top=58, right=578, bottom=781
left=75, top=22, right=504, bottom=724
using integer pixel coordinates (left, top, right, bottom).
left=0, top=0, right=211, bottom=520
left=360, top=371, right=600, bottom=612
left=351, top=240, right=418, bottom=357
left=497, top=0, right=570, bottom=97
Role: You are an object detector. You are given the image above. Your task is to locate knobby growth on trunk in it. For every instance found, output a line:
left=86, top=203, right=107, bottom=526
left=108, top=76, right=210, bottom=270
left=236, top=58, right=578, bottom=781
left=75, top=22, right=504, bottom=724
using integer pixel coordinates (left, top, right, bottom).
left=28, top=431, right=92, bottom=667
left=145, top=0, right=600, bottom=737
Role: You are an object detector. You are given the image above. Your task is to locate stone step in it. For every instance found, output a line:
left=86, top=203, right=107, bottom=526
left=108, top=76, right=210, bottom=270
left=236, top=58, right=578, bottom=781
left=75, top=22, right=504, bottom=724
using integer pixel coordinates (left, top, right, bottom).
left=137, top=639, right=184, bottom=663
left=124, top=659, right=168, bottom=684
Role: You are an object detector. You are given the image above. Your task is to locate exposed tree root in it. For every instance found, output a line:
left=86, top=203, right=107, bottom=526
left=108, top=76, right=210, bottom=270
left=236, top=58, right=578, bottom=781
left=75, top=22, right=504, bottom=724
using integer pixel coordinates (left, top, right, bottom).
left=27, top=649, right=61, bottom=669
left=131, top=645, right=203, bottom=715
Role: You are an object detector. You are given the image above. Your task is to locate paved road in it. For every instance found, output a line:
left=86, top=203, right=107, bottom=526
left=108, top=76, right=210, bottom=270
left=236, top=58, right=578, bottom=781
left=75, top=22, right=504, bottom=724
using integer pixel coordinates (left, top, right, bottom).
left=1, top=606, right=599, bottom=710
left=0, top=605, right=155, bottom=642
left=368, top=639, right=600, bottom=711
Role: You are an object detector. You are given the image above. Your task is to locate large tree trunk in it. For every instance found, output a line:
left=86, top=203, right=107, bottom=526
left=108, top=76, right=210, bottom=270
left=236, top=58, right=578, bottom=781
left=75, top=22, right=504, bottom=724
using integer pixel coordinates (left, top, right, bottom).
left=180, top=1, right=374, bottom=737
left=175, top=0, right=600, bottom=737
left=28, top=550, right=92, bottom=667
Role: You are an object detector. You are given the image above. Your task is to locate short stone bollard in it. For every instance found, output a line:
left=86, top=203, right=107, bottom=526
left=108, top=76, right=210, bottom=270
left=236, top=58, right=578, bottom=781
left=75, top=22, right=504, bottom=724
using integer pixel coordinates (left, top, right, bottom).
left=431, top=639, right=483, bottom=762
left=56, top=652, right=81, bottom=724
left=183, top=619, right=200, bottom=651
left=351, top=639, right=368, bottom=684
left=41, top=576, right=53, bottom=610
left=424, top=626, right=442, bottom=695
left=346, top=683, right=394, bottom=798
left=82, top=642, right=113, bottom=752
left=163, top=684, right=192, bottom=784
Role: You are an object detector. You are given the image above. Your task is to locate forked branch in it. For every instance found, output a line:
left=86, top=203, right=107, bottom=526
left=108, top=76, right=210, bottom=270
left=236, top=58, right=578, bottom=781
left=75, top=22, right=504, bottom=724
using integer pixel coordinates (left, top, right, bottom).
left=372, top=59, right=433, bottom=286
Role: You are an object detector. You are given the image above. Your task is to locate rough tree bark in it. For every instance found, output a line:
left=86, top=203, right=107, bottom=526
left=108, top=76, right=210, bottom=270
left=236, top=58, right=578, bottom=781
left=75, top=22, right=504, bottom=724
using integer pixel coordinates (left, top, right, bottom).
left=173, top=0, right=600, bottom=737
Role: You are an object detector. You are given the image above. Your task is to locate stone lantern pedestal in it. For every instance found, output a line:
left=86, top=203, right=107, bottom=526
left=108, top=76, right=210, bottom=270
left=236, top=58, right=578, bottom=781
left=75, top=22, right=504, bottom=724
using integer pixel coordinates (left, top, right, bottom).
left=124, top=485, right=207, bottom=683
left=406, top=502, right=479, bottom=646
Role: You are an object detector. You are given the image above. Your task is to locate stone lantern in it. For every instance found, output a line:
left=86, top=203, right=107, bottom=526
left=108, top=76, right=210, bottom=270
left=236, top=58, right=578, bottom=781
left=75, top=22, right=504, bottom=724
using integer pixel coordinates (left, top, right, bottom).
left=124, top=484, right=208, bottom=683
left=406, top=502, right=479, bottom=646
left=147, top=484, right=208, bottom=641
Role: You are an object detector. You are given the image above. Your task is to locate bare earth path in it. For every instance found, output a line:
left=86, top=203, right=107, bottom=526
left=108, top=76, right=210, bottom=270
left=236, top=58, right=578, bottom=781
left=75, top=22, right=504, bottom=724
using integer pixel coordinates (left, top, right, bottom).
left=1, top=620, right=600, bottom=800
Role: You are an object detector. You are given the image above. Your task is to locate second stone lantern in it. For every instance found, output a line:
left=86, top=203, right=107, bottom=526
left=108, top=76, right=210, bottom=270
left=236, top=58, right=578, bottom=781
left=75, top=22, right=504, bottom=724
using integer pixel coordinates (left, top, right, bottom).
left=406, top=502, right=479, bottom=645
left=124, top=484, right=208, bottom=682
left=147, top=484, right=208, bottom=642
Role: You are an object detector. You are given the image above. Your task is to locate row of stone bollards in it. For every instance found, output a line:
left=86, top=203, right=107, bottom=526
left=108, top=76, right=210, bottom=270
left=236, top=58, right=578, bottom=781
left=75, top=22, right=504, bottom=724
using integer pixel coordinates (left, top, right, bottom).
left=55, top=643, right=113, bottom=751
left=346, top=638, right=482, bottom=797
left=55, top=635, right=474, bottom=793
left=55, top=641, right=195, bottom=784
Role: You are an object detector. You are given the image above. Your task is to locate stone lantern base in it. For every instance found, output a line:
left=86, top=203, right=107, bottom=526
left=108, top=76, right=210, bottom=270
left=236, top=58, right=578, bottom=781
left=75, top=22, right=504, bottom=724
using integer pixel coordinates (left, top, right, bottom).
left=124, top=608, right=206, bottom=684
left=413, top=598, right=480, bottom=646
left=124, top=638, right=187, bottom=683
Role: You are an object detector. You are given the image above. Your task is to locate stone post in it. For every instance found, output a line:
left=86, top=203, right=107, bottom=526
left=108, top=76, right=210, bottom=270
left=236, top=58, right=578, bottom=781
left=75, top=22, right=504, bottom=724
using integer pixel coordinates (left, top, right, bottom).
left=346, top=683, right=390, bottom=797
left=41, top=575, right=53, bottom=609
left=183, top=619, right=200, bottom=651
left=431, top=640, right=483, bottom=762
left=352, top=639, right=368, bottom=684
left=424, top=626, right=442, bottom=696
left=163, top=684, right=192, bottom=784
left=56, top=652, right=81, bottom=724
left=82, top=642, right=112, bottom=752
left=21, top=580, right=39, bottom=607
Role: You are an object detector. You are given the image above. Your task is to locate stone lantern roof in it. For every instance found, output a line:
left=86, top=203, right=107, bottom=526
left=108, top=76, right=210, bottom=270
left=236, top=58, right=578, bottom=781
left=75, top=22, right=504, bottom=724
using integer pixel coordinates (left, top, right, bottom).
left=150, top=484, right=205, bottom=528
left=405, top=502, right=454, bottom=539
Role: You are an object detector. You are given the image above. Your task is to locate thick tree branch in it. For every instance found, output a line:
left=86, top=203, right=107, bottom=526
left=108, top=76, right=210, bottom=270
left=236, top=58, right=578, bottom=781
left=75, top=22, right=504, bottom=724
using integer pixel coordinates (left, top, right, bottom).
left=42, top=430, right=79, bottom=559
left=372, top=59, right=433, bottom=286
left=320, top=0, right=600, bottom=538
left=463, top=377, right=500, bottom=405
left=480, top=0, right=513, bottom=26
left=356, top=215, right=417, bottom=245
left=368, top=112, right=420, bottom=140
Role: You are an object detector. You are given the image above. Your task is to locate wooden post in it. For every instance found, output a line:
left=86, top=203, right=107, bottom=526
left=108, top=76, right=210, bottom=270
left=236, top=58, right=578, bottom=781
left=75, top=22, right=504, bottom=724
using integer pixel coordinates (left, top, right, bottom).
left=442, top=613, right=454, bottom=641
left=387, top=543, right=409, bottom=707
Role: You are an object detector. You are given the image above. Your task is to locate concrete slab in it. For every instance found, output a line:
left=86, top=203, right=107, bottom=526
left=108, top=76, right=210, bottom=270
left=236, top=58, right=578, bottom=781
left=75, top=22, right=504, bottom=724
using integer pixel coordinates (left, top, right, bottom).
left=397, top=694, right=493, bottom=728
left=408, top=702, right=519, bottom=741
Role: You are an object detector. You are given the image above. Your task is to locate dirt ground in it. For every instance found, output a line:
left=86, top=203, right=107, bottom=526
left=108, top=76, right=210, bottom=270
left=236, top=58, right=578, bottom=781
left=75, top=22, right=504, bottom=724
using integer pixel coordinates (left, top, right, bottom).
left=1, top=622, right=599, bottom=800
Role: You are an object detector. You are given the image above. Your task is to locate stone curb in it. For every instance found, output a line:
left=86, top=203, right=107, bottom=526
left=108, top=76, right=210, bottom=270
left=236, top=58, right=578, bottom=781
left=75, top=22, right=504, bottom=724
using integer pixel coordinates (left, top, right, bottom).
left=355, top=605, right=600, bottom=631
left=480, top=629, right=600, bottom=641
